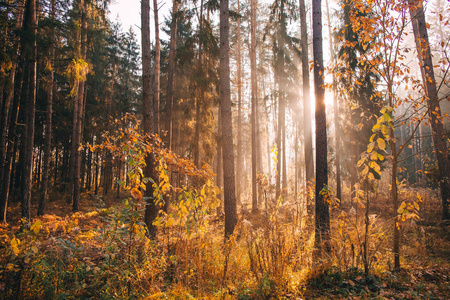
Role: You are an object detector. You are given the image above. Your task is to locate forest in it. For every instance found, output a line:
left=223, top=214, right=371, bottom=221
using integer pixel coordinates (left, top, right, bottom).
left=0, top=0, right=449, bottom=298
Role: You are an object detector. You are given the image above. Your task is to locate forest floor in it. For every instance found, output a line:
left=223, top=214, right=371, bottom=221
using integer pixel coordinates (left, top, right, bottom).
left=1, top=186, right=449, bottom=299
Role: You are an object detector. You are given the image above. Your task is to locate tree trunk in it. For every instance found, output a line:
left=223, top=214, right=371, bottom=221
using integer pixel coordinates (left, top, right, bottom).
left=409, top=0, right=450, bottom=220
left=250, top=0, right=258, bottom=212
left=0, top=3, right=24, bottom=203
left=325, top=0, right=341, bottom=201
left=39, top=0, right=55, bottom=216
left=299, top=0, right=314, bottom=188
left=153, top=0, right=160, bottom=135
left=165, top=0, right=178, bottom=150
left=72, top=0, right=88, bottom=212
left=220, top=0, right=237, bottom=238
left=142, top=0, right=158, bottom=237
left=0, top=60, right=24, bottom=222
left=236, top=0, right=243, bottom=207
left=216, top=106, right=223, bottom=213
left=194, top=0, right=204, bottom=168
left=313, top=0, right=330, bottom=253
left=21, top=0, right=38, bottom=222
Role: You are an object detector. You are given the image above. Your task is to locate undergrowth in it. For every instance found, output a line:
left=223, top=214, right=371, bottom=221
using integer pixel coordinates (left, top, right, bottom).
left=0, top=123, right=449, bottom=299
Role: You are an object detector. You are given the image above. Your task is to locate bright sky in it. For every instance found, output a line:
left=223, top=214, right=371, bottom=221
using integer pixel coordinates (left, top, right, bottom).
left=109, top=0, right=171, bottom=50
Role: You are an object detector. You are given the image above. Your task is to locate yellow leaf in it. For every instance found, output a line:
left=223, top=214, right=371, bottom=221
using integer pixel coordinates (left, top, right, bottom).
left=30, top=220, right=42, bottom=235
left=31, top=245, right=38, bottom=253
left=166, top=217, right=175, bottom=227
left=377, top=138, right=386, bottom=150
left=370, top=151, right=378, bottom=161
left=130, top=188, right=142, bottom=200
left=367, top=142, right=375, bottom=153
left=11, top=238, right=20, bottom=256
left=362, top=165, right=369, bottom=176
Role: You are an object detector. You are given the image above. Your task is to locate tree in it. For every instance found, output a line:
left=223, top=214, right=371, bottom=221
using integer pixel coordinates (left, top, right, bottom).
left=312, top=0, right=330, bottom=252
left=408, top=0, right=450, bottom=220
left=235, top=0, right=243, bottom=206
left=165, top=0, right=179, bottom=150
left=153, top=0, right=161, bottom=134
left=21, top=0, right=38, bottom=222
left=251, top=0, right=258, bottom=212
left=0, top=1, right=24, bottom=222
left=325, top=0, right=341, bottom=201
left=220, top=0, right=237, bottom=238
left=39, top=0, right=56, bottom=216
left=69, top=0, right=88, bottom=212
left=299, top=0, right=314, bottom=190
left=142, top=0, right=158, bottom=237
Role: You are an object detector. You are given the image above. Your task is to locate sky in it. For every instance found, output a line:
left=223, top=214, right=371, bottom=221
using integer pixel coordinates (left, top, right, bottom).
left=108, top=0, right=171, bottom=49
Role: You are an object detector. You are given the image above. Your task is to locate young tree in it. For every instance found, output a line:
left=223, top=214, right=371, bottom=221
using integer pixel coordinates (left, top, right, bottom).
left=220, top=0, right=237, bottom=238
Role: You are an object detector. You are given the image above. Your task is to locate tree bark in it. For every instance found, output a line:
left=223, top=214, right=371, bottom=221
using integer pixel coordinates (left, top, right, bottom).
left=236, top=0, right=243, bottom=207
left=325, top=0, right=341, bottom=201
left=409, top=0, right=450, bottom=220
left=251, top=0, right=258, bottom=212
left=142, top=0, right=158, bottom=237
left=313, top=0, right=330, bottom=252
left=72, top=0, right=87, bottom=212
left=153, top=0, right=160, bottom=135
left=21, top=0, right=38, bottom=222
left=165, top=0, right=178, bottom=150
left=299, top=0, right=314, bottom=188
left=39, top=0, right=55, bottom=216
left=194, top=0, right=204, bottom=168
left=220, top=0, right=237, bottom=238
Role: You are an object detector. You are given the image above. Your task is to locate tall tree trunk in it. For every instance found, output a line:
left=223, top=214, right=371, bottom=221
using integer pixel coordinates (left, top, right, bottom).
left=72, top=0, right=87, bottom=212
left=236, top=0, right=243, bottom=207
left=325, top=0, right=341, bottom=201
left=250, top=0, right=258, bottom=212
left=220, top=0, right=237, bottom=238
left=313, top=0, right=330, bottom=253
left=409, top=0, right=450, bottom=220
left=153, top=0, right=160, bottom=135
left=95, top=150, right=99, bottom=195
left=21, top=0, right=37, bottom=222
left=216, top=106, right=223, bottom=212
left=165, top=0, right=178, bottom=150
left=275, top=80, right=282, bottom=200
left=39, top=0, right=55, bottom=216
left=0, top=61, right=24, bottom=222
left=194, top=0, right=204, bottom=168
left=142, top=0, right=158, bottom=237
left=299, top=0, right=314, bottom=188
left=0, top=4, right=24, bottom=199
